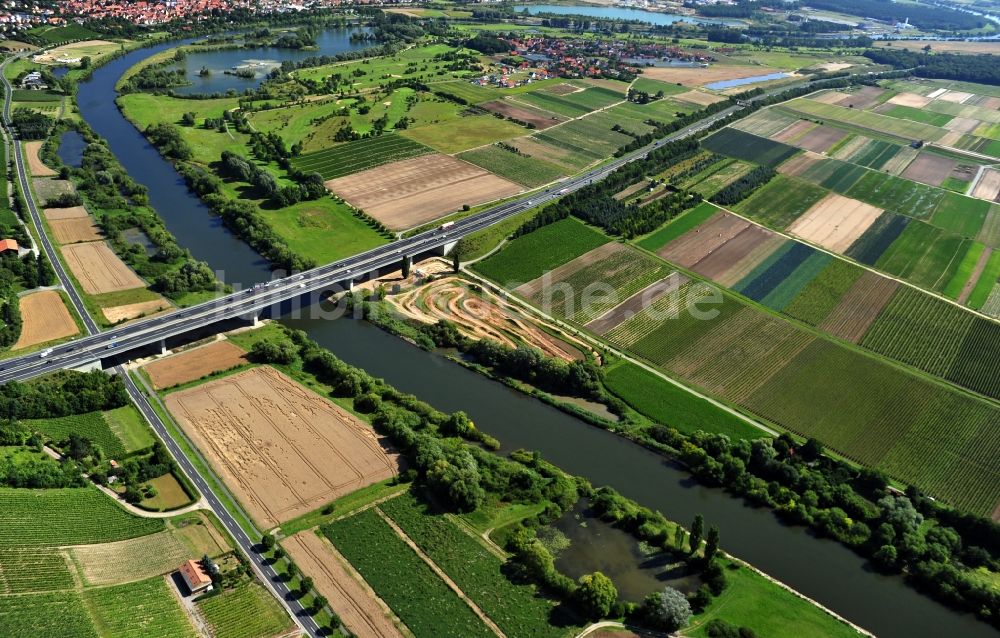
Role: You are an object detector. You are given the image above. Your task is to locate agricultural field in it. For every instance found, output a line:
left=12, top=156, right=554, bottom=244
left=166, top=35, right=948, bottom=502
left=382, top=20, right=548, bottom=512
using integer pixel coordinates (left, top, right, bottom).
left=290, top=135, right=432, bottom=180
left=787, top=194, right=884, bottom=253
left=457, top=144, right=567, bottom=188
left=480, top=99, right=566, bottom=129
left=380, top=491, right=575, bottom=638
left=0, top=547, right=74, bottom=593
left=83, top=576, right=197, bottom=638
left=781, top=259, right=864, bottom=326
left=701, top=128, right=799, bottom=167
left=323, top=508, right=497, bottom=638
left=60, top=241, right=146, bottom=295
left=33, top=39, right=122, bottom=66
left=0, top=591, right=97, bottom=637
left=0, top=487, right=164, bottom=546
left=25, top=23, right=100, bottom=43
left=263, top=196, right=388, bottom=266
left=198, top=582, right=293, bottom=638
left=473, top=216, right=609, bottom=285
left=636, top=201, right=720, bottom=253
left=25, top=140, right=56, bottom=177
left=144, top=339, right=249, bottom=389
left=401, top=113, right=527, bottom=154
left=780, top=98, right=947, bottom=142
left=25, top=410, right=130, bottom=459
left=734, top=175, right=828, bottom=229
left=518, top=85, right=623, bottom=118
left=325, top=153, right=521, bottom=231
left=12, top=290, right=79, bottom=350
left=165, top=365, right=400, bottom=528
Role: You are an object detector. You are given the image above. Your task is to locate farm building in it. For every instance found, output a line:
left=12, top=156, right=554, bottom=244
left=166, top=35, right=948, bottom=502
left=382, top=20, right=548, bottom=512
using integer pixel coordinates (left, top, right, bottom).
left=178, top=559, right=213, bottom=594
left=0, top=239, right=18, bottom=254
left=19, top=71, right=45, bottom=89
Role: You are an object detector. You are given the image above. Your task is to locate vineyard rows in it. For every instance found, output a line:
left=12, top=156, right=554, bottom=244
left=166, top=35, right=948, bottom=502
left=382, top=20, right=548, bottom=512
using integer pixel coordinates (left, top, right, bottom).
left=0, top=548, right=73, bottom=593
left=290, top=135, right=431, bottom=180
left=198, top=582, right=293, bottom=638
left=85, top=577, right=197, bottom=638
left=0, top=591, right=97, bottom=637
left=24, top=412, right=127, bottom=460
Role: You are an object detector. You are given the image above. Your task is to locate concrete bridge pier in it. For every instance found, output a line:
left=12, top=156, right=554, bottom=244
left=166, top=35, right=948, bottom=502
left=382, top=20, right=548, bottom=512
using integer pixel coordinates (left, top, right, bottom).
left=159, top=338, right=167, bottom=355
left=436, top=240, right=458, bottom=256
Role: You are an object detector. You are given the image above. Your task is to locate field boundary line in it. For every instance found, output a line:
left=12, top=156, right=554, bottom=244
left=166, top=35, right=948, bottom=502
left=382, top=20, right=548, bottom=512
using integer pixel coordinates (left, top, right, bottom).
left=443, top=513, right=506, bottom=560
left=374, top=507, right=507, bottom=638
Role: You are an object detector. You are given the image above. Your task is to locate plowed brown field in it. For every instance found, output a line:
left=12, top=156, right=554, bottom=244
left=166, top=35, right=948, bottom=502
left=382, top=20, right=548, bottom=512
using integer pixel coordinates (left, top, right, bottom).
left=60, top=241, right=145, bottom=294
left=818, top=272, right=899, bottom=342
left=165, top=366, right=400, bottom=528
left=657, top=212, right=750, bottom=267
left=144, top=340, right=248, bottom=389
left=326, top=154, right=521, bottom=230
left=12, top=290, right=78, bottom=349
left=788, top=194, right=883, bottom=253
left=284, top=532, right=407, bottom=638
left=25, top=141, right=56, bottom=177
left=481, top=100, right=565, bottom=129
left=49, top=217, right=103, bottom=244
left=901, top=153, right=956, bottom=187
left=44, top=206, right=89, bottom=221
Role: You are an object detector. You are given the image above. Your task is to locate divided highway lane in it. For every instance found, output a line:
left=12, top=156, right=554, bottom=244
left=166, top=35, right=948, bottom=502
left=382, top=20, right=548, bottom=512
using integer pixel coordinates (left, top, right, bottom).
left=0, top=101, right=744, bottom=385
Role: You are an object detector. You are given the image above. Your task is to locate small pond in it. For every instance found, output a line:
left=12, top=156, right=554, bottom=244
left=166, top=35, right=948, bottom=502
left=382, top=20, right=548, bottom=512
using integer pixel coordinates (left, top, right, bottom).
left=704, top=72, right=792, bottom=90
left=56, top=130, right=87, bottom=167
left=550, top=501, right=699, bottom=602
left=513, top=5, right=745, bottom=27
left=122, top=227, right=157, bottom=257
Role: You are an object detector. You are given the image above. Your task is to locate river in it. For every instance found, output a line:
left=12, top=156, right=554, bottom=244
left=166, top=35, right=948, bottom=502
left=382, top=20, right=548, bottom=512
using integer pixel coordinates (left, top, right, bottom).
left=74, top=37, right=995, bottom=638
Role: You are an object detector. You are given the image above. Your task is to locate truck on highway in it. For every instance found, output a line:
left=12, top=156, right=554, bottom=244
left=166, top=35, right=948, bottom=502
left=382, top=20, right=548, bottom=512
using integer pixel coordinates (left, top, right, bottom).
left=39, top=348, right=52, bottom=358
left=439, top=221, right=455, bottom=231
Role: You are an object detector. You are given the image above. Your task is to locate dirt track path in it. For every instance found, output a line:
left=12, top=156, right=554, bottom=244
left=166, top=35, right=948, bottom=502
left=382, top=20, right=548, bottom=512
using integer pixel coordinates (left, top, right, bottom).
left=959, top=247, right=993, bottom=304
left=374, top=507, right=507, bottom=638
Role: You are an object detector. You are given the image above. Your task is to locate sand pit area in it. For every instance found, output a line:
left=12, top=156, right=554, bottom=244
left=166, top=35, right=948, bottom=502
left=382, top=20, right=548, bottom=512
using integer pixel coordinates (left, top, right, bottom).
left=789, top=193, right=883, bottom=253
left=165, top=366, right=400, bottom=528
left=24, top=141, right=56, bottom=177
left=326, top=154, right=521, bottom=231
left=285, top=532, right=407, bottom=638
left=901, top=153, right=957, bottom=187
left=44, top=206, right=89, bottom=221
left=60, top=241, right=146, bottom=295
left=12, top=290, right=78, bottom=350
left=972, top=168, right=1000, bottom=201
left=481, top=99, right=565, bottom=129
left=388, top=276, right=589, bottom=362
left=32, top=40, right=114, bottom=65
left=49, top=217, right=103, bottom=244
left=640, top=65, right=781, bottom=88
left=101, top=298, right=172, bottom=325
left=887, top=93, right=932, bottom=108
left=145, top=340, right=249, bottom=390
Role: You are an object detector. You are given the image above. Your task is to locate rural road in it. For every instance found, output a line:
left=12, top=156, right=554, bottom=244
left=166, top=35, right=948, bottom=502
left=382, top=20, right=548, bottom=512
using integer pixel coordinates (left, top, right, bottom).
left=1, top=53, right=323, bottom=638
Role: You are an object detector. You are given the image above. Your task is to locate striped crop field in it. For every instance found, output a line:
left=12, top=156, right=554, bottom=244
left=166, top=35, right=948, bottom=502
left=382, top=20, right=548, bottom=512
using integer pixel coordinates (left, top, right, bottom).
left=0, top=548, right=74, bottom=594
left=780, top=99, right=948, bottom=142
left=782, top=259, right=864, bottom=326
left=734, top=175, right=827, bottom=229
left=702, top=128, right=799, bottom=167
left=290, top=135, right=432, bottom=179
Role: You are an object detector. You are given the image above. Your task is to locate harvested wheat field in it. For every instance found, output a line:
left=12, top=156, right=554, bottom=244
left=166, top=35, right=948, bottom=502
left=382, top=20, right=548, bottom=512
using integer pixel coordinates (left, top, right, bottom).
left=939, top=90, right=974, bottom=104
left=796, top=126, right=848, bottom=154
left=44, top=205, right=89, bottom=221
left=12, top=290, right=78, bottom=350
left=24, top=141, right=56, bottom=177
left=481, top=100, right=565, bottom=129
left=818, top=272, right=899, bottom=342
left=61, top=241, right=145, bottom=294
left=145, top=340, right=248, bottom=389
left=811, top=91, right=848, bottom=105
left=773, top=120, right=815, bottom=144
left=788, top=194, right=883, bottom=253
left=831, top=135, right=870, bottom=161
left=165, top=366, right=400, bottom=528
left=673, top=90, right=726, bottom=106
left=389, top=276, right=588, bottom=361
left=49, top=217, right=103, bottom=244
left=102, top=298, right=172, bottom=324
left=641, top=65, right=780, bottom=87
left=901, top=153, right=957, bottom=187
left=887, top=93, right=932, bottom=108
left=838, top=86, right=886, bottom=110
left=657, top=212, right=751, bottom=267
left=778, top=151, right=824, bottom=176
left=972, top=168, right=1000, bottom=201
left=326, top=154, right=521, bottom=230
left=285, top=532, right=407, bottom=638
left=945, top=116, right=981, bottom=135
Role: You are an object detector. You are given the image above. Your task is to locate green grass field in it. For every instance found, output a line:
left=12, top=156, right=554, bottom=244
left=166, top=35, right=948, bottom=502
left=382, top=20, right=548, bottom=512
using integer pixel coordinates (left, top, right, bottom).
left=630, top=77, right=689, bottom=97
left=262, top=197, right=387, bottom=266
left=884, top=105, right=953, bottom=127
left=290, top=134, right=432, bottom=179
left=734, top=175, right=827, bottom=229
left=930, top=192, right=990, bottom=238
left=781, top=258, right=863, bottom=325
left=323, top=508, right=497, bottom=638
left=458, top=145, right=567, bottom=188
left=603, top=361, right=765, bottom=440
left=0, top=487, right=164, bottom=546
left=25, top=412, right=128, bottom=459
left=636, top=202, right=721, bottom=252
left=402, top=114, right=527, bottom=154
left=198, top=582, right=292, bottom=638
left=102, top=406, right=155, bottom=453
left=380, top=491, right=574, bottom=638
left=85, top=577, right=196, bottom=638
left=538, top=112, right=635, bottom=158
left=472, top=217, right=609, bottom=285
left=942, top=242, right=986, bottom=299
left=968, top=249, right=1000, bottom=309
left=781, top=98, right=947, bottom=142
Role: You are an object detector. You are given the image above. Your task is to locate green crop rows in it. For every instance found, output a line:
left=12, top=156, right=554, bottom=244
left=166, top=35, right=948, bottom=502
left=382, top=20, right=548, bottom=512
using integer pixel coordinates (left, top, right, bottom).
left=637, top=202, right=720, bottom=252
left=846, top=171, right=944, bottom=219
left=25, top=412, right=128, bottom=459
left=380, top=492, right=572, bottom=638
left=930, top=192, right=990, bottom=238
left=472, top=217, right=609, bottom=286
left=702, top=128, right=799, bottom=167
left=734, top=175, right=827, bottom=229
left=946, top=319, right=1000, bottom=399
left=0, top=548, right=74, bottom=594
left=0, top=591, right=97, bottom=637
left=781, top=259, right=863, bottom=326
left=290, top=134, right=432, bottom=179
left=85, top=577, right=196, bottom=638
left=458, top=146, right=566, bottom=188
left=323, top=509, right=496, bottom=638
left=0, top=487, right=164, bottom=546
left=198, top=583, right=291, bottom=638
left=969, top=250, right=1000, bottom=309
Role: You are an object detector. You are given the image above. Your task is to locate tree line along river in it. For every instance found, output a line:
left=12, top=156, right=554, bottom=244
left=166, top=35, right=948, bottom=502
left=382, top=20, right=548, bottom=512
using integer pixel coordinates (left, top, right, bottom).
left=72, top=35, right=995, bottom=638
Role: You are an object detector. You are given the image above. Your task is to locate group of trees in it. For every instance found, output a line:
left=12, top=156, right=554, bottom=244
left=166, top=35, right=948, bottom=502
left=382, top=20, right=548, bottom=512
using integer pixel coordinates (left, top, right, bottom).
left=202, top=192, right=315, bottom=273
left=0, top=371, right=128, bottom=419
left=217, top=150, right=325, bottom=208
left=709, top=165, right=776, bottom=206
left=144, top=122, right=193, bottom=160
left=120, top=64, right=189, bottom=93
left=11, top=110, right=53, bottom=140
left=864, top=49, right=1000, bottom=86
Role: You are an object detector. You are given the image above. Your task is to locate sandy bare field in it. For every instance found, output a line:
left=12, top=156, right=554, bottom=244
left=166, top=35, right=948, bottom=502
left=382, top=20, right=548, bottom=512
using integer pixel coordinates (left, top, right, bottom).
left=773, top=120, right=815, bottom=144
left=165, top=366, right=400, bottom=529
left=49, top=217, right=103, bottom=244
left=818, top=272, right=899, bottom=343
left=102, top=298, right=172, bottom=324
left=938, top=130, right=965, bottom=148
left=24, top=141, right=56, bottom=177
left=945, top=116, right=982, bottom=135
left=12, top=290, right=78, bottom=350
left=789, top=194, right=883, bottom=253
left=481, top=100, right=565, bottom=129
left=939, top=90, right=974, bottom=104
left=389, top=276, right=588, bottom=361
left=796, top=125, right=848, bottom=153
left=886, top=93, right=932, bottom=108
left=875, top=40, right=1000, bottom=55
left=672, top=90, right=726, bottom=106
left=901, top=153, right=956, bottom=187
left=145, top=340, right=248, bottom=389
left=285, top=532, right=407, bottom=638
left=326, top=154, right=521, bottom=230
left=44, top=205, right=89, bottom=221
left=32, top=39, right=114, bottom=64
left=61, top=241, right=146, bottom=294
left=640, top=65, right=781, bottom=88
left=657, top=212, right=750, bottom=267
left=972, top=168, right=1000, bottom=201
